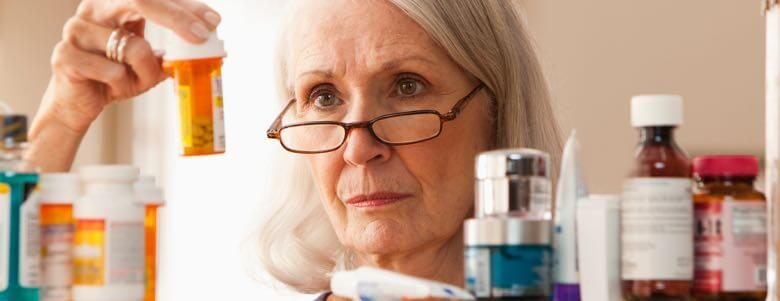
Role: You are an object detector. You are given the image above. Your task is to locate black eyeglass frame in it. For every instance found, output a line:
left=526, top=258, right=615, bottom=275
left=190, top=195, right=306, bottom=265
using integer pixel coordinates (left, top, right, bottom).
left=266, top=84, right=485, bottom=154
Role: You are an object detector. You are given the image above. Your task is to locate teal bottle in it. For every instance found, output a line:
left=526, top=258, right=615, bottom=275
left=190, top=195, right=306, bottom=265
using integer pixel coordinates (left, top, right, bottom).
left=0, top=115, right=40, bottom=301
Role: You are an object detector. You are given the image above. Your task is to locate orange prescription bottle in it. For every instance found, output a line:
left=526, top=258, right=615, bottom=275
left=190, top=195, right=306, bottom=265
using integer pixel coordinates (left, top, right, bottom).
left=133, top=176, right=164, bottom=301
left=39, top=173, right=80, bottom=301
left=163, top=32, right=226, bottom=156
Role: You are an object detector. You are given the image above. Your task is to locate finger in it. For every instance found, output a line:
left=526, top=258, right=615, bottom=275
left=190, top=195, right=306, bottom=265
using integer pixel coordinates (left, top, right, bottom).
left=128, top=0, right=214, bottom=43
left=154, top=50, right=170, bottom=82
left=173, top=0, right=221, bottom=29
left=118, top=34, right=166, bottom=89
left=123, top=18, right=147, bottom=38
left=62, top=16, right=113, bottom=55
left=77, top=0, right=218, bottom=44
left=51, top=41, right=133, bottom=98
left=76, top=3, right=147, bottom=39
left=173, top=0, right=221, bottom=30
left=63, top=16, right=165, bottom=90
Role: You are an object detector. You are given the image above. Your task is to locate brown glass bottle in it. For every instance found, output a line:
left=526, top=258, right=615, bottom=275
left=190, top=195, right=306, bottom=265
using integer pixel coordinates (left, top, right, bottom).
left=692, top=156, right=767, bottom=301
left=622, top=125, right=693, bottom=301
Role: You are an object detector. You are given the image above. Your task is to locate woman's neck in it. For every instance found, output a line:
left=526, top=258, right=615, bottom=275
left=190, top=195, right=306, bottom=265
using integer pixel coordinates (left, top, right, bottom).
left=355, top=228, right=465, bottom=286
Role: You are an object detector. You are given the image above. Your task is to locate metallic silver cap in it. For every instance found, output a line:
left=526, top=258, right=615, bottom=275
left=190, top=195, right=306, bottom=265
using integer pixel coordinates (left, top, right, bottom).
left=476, top=148, right=550, bottom=179
left=464, top=217, right=551, bottom=246
left=475, top=148, right=552, bottom=218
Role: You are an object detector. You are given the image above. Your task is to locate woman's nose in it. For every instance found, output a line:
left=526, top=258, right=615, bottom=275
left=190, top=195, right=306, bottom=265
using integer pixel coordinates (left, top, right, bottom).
left=342, top=126, right=391, bottom=166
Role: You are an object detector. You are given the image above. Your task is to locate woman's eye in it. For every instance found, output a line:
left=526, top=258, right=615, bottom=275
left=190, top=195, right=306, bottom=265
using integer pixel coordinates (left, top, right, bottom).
left=312, top=92, right=340, bottom=109
left=396, top=79, right=425, bottom=97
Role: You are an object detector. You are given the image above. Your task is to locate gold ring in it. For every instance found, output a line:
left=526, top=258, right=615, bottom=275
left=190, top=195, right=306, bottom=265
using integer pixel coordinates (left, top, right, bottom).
left=106, top=28, right=121, bottom=61
left=116, top=32, right=135, bottom=64
left=105, top=28, right=128, bottom=62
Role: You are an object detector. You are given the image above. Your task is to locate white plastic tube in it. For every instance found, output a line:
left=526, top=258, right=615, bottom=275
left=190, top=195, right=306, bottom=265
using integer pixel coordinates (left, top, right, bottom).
left=331, top=267, right=475, bottom=300
left=553, top=130, right=588, bottom=300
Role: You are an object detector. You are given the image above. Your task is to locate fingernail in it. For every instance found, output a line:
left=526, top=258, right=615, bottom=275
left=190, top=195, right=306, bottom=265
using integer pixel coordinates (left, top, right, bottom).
left=190, top=22, right=210, bottom=40
left=204, top=11, right=221, bottom=27
left=153, top=49, right=166, bottom=57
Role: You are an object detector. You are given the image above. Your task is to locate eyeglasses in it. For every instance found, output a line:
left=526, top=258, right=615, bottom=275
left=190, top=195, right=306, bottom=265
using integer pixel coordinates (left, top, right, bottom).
left=266, top=84, right=485, bottom=154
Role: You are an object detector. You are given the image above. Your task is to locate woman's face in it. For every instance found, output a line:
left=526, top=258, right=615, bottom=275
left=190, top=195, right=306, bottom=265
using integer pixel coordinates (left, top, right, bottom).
left=287, top=0, right=494, bottom=255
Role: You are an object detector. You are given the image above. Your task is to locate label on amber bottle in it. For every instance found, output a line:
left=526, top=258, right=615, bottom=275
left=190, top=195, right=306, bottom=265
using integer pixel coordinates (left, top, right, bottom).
left=40, top=204, right=74, bottom=301
left=622, top=178, right=694, bottom=280
left=210, top=75, right=225, bottom=152
left=694, top=199, right=767, bottom=293
left=73, top=219, right=144, bottom=286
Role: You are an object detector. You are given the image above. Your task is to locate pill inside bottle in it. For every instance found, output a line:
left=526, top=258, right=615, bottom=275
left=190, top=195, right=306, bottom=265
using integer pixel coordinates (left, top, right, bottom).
left=163, top=32, right=226, bottom=156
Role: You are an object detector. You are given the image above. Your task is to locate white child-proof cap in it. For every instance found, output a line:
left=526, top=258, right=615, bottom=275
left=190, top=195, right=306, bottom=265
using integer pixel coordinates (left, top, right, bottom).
left=134, top=175, right=164, bottom=205
left=79, top=165, right=139, bottom=183
left=39, top=173, right=81, bottom=204
left=163, top=31, right=226, bottom=61
left=630, top=94, right=684, bottom=127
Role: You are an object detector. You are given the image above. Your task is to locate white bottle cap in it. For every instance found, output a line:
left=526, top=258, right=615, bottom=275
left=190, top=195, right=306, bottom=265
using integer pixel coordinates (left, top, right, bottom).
left=39, top=173, right=80, bottom=204
left=163, top=31, right=226, bottom=61
left=630, top=94, right=683, bottom=127
left=79, top=165, right=139, bottom=183
left=135, top=175, right=164, bottom=205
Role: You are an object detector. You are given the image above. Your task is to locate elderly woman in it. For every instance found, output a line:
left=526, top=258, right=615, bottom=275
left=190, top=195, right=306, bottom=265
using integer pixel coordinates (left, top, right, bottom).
left=27, top=0, right=562, bottom=300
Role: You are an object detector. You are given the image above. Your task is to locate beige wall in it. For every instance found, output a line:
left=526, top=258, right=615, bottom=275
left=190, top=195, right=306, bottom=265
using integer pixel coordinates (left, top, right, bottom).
left=0, top=0, right=128, bottom=168
left=521, top=0, right=766, bottom=192
left=0, top=0, right=77, bottom=118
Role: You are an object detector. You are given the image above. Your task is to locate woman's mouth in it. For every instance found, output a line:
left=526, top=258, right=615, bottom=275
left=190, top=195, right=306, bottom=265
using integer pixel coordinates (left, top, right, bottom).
left=345, top=192, right=411, bottom=208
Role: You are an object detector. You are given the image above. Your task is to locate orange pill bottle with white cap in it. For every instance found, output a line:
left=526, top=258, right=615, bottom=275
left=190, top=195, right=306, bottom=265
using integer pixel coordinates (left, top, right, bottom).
left=133, top=176, right=164, bottom=301
left=39, top=173, right=80, bottom=301
left=163, top=32, right=226, bottom=156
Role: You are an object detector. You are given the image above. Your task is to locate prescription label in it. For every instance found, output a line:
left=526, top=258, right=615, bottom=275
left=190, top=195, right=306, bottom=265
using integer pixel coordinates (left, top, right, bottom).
left=178, top=86, right=193, bottom=148
left=622, top=178, right=694, bottom=280
left=73, top=219, right=105, bottom=286
left=106, top=221, right=144, bottom=284
left=211, top=75, right=225, bottom=152
left=40, top=204, right=74, bottom=301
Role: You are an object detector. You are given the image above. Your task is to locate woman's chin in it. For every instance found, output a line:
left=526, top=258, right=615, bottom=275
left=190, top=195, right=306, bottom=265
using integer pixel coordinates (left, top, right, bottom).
left=350, top=218, right=414, bottom=254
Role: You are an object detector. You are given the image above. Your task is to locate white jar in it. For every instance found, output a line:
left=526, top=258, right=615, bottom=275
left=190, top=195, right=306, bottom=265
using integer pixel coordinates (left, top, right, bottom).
left=73, top=165, right=143, bottom=301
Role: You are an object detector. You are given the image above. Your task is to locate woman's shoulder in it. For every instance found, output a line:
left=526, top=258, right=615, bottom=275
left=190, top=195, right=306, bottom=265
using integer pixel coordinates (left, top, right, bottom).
left=313, top=292, right=331, bottom=301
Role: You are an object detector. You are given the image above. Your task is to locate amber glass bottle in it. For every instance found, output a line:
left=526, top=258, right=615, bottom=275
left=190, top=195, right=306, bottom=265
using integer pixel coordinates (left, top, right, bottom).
left=692, top=156, right=767, bottom=301
left=622, top=95, right=693, bottom=301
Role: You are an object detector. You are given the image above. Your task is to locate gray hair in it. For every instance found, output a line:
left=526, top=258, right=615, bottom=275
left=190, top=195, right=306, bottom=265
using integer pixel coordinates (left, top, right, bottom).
left=257, top=0, right=562, bottom=293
